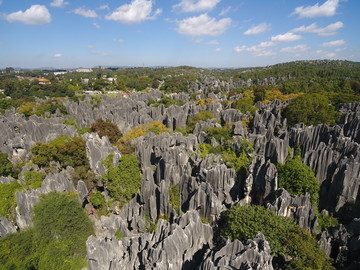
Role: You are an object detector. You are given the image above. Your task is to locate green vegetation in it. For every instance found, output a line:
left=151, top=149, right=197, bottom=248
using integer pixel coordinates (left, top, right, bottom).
left=198, top=137, right=253, bottom=181
left=63, top=118, right=78, bottom=128
left=23, top=171, right=46, bottom=189
left=148, top=96, right=185, bottom=107
left=89, top=191, right=105, bottom=209
left=90, top=118, right=122, bottom=144
left=186, top=110, right=217, bottom=132
left=0, top=181, right=21, bottom=220
left=283, top=93, right=340, bottom=127
left=17, top=99, right=67, bottom=118
left=31, top=135, right=89, bottom=170
left=117, top=121, right=170, bottom=154
left=102, top=154, right=142, bottom=207
left=232, top=90, right=257, bottom=114
left=204, top=126, right=233, bottom=143
left=0, top=192, right=94, bottom=269
left=317, top=213, right=339, bottom=232
left=220, top=205, right=334, bottom=270
left=0, top=152, right=13, bottom=177
left=115, top=229, right=122, bottom=240
left=169, top=184, right=181, bottom=213
left=277, top=155, right=319, bottom=206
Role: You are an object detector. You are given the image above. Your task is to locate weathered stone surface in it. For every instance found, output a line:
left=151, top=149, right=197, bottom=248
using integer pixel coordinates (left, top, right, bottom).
left=15, top=167, right=76, bottom=229
left=83, top=132, right=121, bottom=174
left=0, top=218, right=17, bottom=237
left=266, top=188, right=317, bottom=233
left=0, top=114, right=77, bottom=160
left=199, top=233, right=273, bottom=270
left=87, top=210, right=213, bottom=270
left=250, top=157, right=278, bottom=205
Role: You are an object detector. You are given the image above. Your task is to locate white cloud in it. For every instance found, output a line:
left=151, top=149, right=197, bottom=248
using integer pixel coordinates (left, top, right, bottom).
left=194, top=38, right=203, bottom=43
left=316, top=50, right=337, bottom=58
left=93, top=22, right=101, bottom=28
left=219, top=6, right=231, bottom=16
left=244, top=23, right=271, bottom=35
left=322, top=39, right=345, bottom=47
left=54, top=53, right=62, bottom=57
left=50, top=0, right=69, bottom=8
left=215, top=48, right=221, bottom=52
left=280, top=44, right=309, bottom=53
left=234, top=43, right=276, bottom=57
left=92, top=51, right=109, bottom=57
left=115, top=39, right=125, bottom=44
left=87, top=45, right=94, bottom=49
left=73, top=8, right=98, bottom=18
left=271, top=32, right=302, bottom=42
left=207, top=40, right=219, bottom=45
left=99, top=5, right=109, bottom=10
left=326, top=52, right=337, bottom=58
left=6, top=5, right=51, bottom=25
left=173, top=0, right=221, bottom=13
left=176, top=14, right=231, bottom=36
left=292, top=0, right=340, bottom=18
left=292, top=21, right=344, bottom=36
left=105, top=0, right=161, bottom=24
left=258, top=41, right=275, bottom=48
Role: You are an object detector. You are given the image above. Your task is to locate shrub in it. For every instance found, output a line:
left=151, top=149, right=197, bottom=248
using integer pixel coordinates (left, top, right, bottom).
left=148, top=96, right=185, bottom=108
left=198, top=138, right=253, bottom=181
left=31, top=136, right=90, bottom=170
left=63, top=118, right=78, bottom=128
left=91, top=118, right=122, bottom=144
left=317, top=213, right=339, bottom=231
left=204, top=126, right=233, bottom=143
left=283, top=93, right=340, bottom=127
left=117, top=121, right=170, bottom=153
left=169, top=184, right=181, bottom=213
left=0, top=228, right=37, bottom=269
left=0, top=181, right=21, bottom=219
left=17, top=99, right=67, bottom=118
left=102, top=154, right=142, bottom=207
left=277, top=156, right=320, bottom=206
left=186, top=110, right=217, bottom=132
left=0, top=192, right=94, bottom=270
left=115, top=229, right=122, bottom=240
left=232, top=90, right=257, bottom=114
left=89, top=191, right=105, bottom=209
left=220, top=205, right=334, bottom=270
left=0, top=152, right=13, bottom=177
left=23, top=171, right=46, bottom=189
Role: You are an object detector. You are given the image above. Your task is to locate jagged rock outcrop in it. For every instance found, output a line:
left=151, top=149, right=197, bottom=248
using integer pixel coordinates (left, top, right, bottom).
left=289, top=123, right=360, bottom=215
left=266, top=189, right=317, bottom=233
left=199, top=233, right=273, bottom=270
left=15, top=167, right=77, bottom=229
left=250, top=157, right=278, bottom=205
left=87, top=210, right=213, bottom=270
left=83, top=132, right=121, bottom=174
left=0, top=218, right=17, bottom=237
left=0, top=114, right=77, bottom=160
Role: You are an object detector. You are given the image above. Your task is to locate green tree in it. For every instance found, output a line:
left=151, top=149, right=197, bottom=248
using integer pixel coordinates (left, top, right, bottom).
left=0, top=192, right=94, bottom=270
left=283, top=93, right=340, bottom=127
left=220, top=205, right=334, bottom=270
left=277, top=155, right=320, bottom=206
left=91, top=118, right=122, bottom=144
left=31, top=136, right=90, bottom=170
left=102, top=154, right=142, bottom=207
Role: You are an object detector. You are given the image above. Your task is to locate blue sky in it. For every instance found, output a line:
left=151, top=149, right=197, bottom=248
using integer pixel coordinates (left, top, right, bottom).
left=0, top=0, right=359, bottom=68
